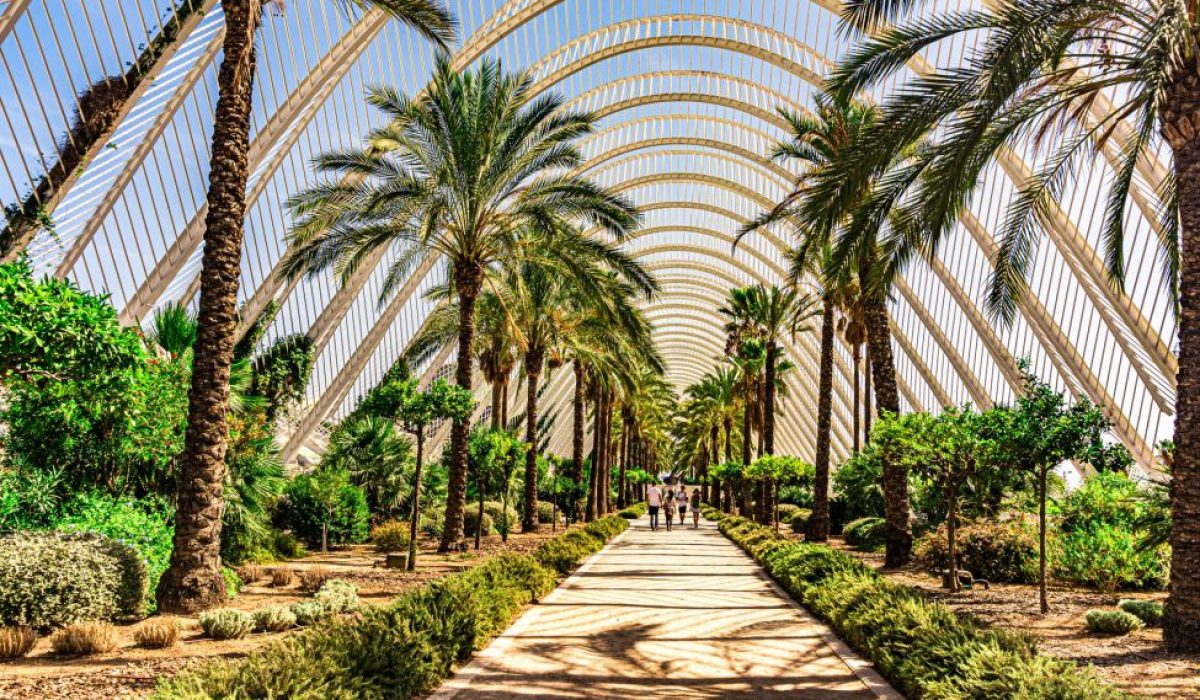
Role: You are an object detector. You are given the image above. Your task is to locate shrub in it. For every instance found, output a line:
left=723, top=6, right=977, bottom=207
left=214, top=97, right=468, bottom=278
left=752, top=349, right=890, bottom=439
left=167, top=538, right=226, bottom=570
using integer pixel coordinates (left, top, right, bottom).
left=719, top=516, right=1127, bottom=700
left=312, top=579, right=359, bottom=615
left=1118, top=599, right=1163, bottom=626
left=464, top=509, right=493, bottom=538
left=0, top=530, right=147, bottom=628
left=269, top=567, right=295, bottom=588
left=915, top=517, right=1039, bottom=584
left=154, top=525, right=622, bottom=700
left=618, top=502, right=648, bottom=519
left=134, top=618, right=179, bottom=649
left=536, top=501, right=558, bottom=525
left=534, top=530, right=602, bottom=574
left=777, top=503, right=802, bottom=522
left=789, top=508, right=812, bottom=533
left=235, top=563, right=265, bottom=584
left=199, top=609, right=254, bottom=640
left=482, top=501, right=518, bottom=530
left=1085, top=609, right=1144, bottom=635
left=279, top=470, right=370, bottom=549
left=419, top=509, right=445, bottom=538
left=832, top=448, right=886, bottom=520
left=56, top=492, right=173, bottom=613
left=298, top=567, right=330, bottom=594
left=269, top=531, right=307, bottom=559
left=222, top=566, right=243, bottom=599
left=290, top=601, right=328, bottom=627
left=1053, top=523, right=1168, bottom=592
left=371, top=520, right=411, bottom=553
left=50, top=621, right=118, bottom=655
left=0, top=626, right=37, bottom=658
left=842, top=517, right=886, bottom=551
left=253, top=605, right=297, bottom=633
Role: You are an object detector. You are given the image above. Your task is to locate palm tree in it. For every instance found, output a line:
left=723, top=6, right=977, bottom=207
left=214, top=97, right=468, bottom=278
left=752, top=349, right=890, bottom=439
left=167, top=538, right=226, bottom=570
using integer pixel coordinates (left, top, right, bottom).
left=283, top=57, right=640, bottom=551
left=739, top=97, right=877, bottom=539
left=156, top=0, right=456, bottom=614
left=824, top=0, right=1198, bottom=642
left=323, top=414, right=413, bottom=520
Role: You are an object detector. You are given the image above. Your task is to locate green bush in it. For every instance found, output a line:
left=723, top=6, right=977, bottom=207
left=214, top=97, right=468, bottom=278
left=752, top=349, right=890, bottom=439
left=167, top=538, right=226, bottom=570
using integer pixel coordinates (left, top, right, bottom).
left=1085, top=609, right=1144, bottom=635
left=915, top=517, right=1039, bottom=584
left=535, top=501, right=558, bottom=525
left=583, top=515, right=628, bottom=542
left=788, top=508, right=812, bottom=533
left=290, top=601, right=328, bottom=627
left=370, top=520, right=411, bottom=553
left=153, top=521, right=630, bottom=699
left=253, top=604, right=297, bottom=632
left=482, top=502, right=518, bottom=531
left=419, top=508, right=445, bottom=538
left=0, top=530, right=147, bottom=628
left=1118, top=599, right=1163, bottom=626
left=618, top=502, right=648, bottom=519
left=719, top=516, right=1128, bottom=699
left=312, top=579, right=360, bottom=615
left=832, top=448, right=886, bottom=520
left=1053, top=523, right=1168, bottom=592
left=280, top=470, right=370, bottom=549
left=55, top=493, right=173, bottom=612
left=464, top=509, right=493, bottom=538
left=843, top=517, right=887, bottom=551
left=534, top=531, right=601, bottom=574
left=199, top=609, right=254, bottom=640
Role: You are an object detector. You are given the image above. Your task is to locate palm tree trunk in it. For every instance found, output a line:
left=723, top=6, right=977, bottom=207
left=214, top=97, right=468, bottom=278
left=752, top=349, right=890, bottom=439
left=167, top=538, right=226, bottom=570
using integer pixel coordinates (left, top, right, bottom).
left=572, top=361, right=585, bottom=521
left=439, top=263, right=483, bottom=553
left=617, top=416, right=630, bottom=509
left=710, top=424, right=721, bottom=508
left=586, top=382, right=602, bottom=522
left=155, top=0, right=261, bottom=614
left=724, top=416, right=733, bottom=463
left=522, top=350, right=543, bottom=532
left=807, top=297, right=834, bottom=542
left=1164, top=78, right=1200, bottom=650
left=407, top=427, right=424, bottom=571
left=864, top=349, right=873, bottom=438
left=764, top=339, right=778, bottom=455
left=861, top=270, right=910, bottom=568
left=852, top=344, right=861, bottom=454
left=741, top=404, right=752, bottom=467
left=491, top=380, right=503, bottom=430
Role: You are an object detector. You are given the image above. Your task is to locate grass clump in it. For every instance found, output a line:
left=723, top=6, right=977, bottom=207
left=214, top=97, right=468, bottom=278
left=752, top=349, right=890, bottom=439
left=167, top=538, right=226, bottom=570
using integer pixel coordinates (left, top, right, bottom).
left=269, top=567, right=295, bottom=588
left=134, top=618, right=179, bottom=649
left=1117, top=599, right=1163, bottom=626
left=298, top=567, right=330, bottom=594
left=1085, top=609, right=1144, bottom=635
left=253, top=605, right=297, bottom=633
left=199, top=609, right=254, bottom=640
left=0, top=626, right=38, bottom=658
left=370, top=520, right=411, bottom=553
left=50, top=621, right=118, bottom=655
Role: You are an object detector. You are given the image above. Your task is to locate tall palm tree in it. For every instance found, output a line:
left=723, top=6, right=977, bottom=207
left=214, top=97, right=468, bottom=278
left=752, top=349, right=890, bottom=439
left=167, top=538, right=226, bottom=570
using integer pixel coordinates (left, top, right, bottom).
left=282, top=57, right=640, bottom=551
left=825, top=0, right=1199, bottom=642
left=739, top=96, right=878, bottom=540
left=157, top=0, right=456, bottom=614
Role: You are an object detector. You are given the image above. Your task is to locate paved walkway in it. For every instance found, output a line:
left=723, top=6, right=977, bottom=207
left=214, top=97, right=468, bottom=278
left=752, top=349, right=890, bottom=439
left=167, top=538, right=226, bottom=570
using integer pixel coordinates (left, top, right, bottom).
left=431, top=517, right=899, bottom=699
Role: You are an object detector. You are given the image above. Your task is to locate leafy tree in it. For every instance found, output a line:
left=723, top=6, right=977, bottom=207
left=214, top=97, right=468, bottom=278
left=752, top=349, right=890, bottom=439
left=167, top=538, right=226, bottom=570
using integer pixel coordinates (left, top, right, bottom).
left=883, top=409, right=996, bottom=591
left=249, top=334, right=315, bottom=422
left=988, top=362, right=1116, bottom=613
left=0, top=258, right=143, bottom=385
left=282, top=469, right=369, bottom=552
left=464, top=429, right=526, bottom=549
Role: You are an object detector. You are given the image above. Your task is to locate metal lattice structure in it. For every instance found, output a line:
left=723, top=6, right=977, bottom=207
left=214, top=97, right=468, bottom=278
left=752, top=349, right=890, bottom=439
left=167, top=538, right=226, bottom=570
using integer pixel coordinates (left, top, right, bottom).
left=0, top=0, right=1177, bottom=473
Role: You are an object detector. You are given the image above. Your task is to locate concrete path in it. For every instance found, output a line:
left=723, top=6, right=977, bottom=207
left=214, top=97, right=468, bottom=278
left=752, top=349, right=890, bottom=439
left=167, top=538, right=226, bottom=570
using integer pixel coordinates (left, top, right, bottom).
left=431, top=517, right=900, bottom=699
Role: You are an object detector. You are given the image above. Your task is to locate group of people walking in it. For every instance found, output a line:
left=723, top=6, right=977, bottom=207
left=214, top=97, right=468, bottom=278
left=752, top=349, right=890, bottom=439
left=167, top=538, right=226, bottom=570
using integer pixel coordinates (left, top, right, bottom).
left=645, top=482, right=700, bottom=531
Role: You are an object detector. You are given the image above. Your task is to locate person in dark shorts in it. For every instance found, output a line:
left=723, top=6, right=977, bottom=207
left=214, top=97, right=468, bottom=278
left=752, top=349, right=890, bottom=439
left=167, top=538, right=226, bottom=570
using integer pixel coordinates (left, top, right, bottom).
left=647, top=483, right=663, bottom=530
left=690, top=488, right=701, bottom=528
left=676, top=487, right=689, bottom=525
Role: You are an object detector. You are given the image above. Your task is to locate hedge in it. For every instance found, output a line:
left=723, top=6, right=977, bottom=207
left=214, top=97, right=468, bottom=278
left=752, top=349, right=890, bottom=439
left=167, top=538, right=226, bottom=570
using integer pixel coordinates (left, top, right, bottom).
left=618, top=502, right=648, bottom=519
left=154, top=517, right=628, bottom=699
left=718, top=516, right=1129, bottom=700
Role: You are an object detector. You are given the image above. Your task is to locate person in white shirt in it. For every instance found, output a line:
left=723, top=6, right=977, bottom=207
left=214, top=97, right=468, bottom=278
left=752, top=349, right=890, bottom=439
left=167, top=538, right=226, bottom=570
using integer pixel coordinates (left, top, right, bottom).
left=647, top=484, right=663, bottom=530
left=663, top=488, right=676, bottom=531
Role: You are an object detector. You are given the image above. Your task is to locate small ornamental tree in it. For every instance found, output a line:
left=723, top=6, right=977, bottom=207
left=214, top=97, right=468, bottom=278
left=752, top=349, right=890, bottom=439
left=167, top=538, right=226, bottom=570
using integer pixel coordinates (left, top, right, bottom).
left=709, top=461, right=745, bottom=513
left=885, top=409, right=996, bottom=591
left=467, top=429, right=526, bottom=549
left=988, top=361, right=1117, bottom=613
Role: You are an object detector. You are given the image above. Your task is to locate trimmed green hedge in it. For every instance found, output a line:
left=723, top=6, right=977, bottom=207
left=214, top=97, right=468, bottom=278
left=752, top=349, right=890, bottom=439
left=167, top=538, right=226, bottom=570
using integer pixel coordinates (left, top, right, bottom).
left=533, top=516, right=628, bottom=575
left=718, top=516, right=1129, bottom=700
left=618, top=502, right=648, bottom=519
left=154, top=518, right=628, bottom=699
